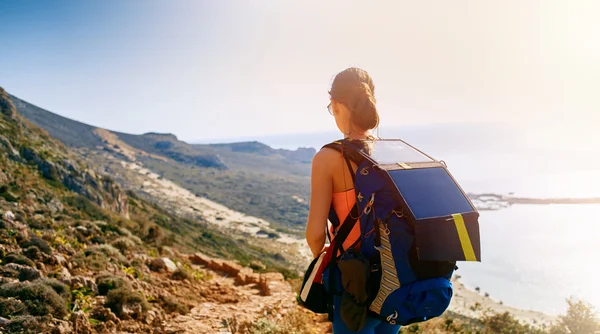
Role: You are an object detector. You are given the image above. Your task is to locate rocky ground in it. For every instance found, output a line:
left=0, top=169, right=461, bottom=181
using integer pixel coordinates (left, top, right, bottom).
left=162, top=253, right=330, bottom=334
left=0, top=206, right=328, bottom=333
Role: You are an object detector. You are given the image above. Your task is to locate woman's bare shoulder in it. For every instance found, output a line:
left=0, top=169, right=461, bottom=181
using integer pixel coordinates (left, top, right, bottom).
left=313, top=146, right=342, bottom=164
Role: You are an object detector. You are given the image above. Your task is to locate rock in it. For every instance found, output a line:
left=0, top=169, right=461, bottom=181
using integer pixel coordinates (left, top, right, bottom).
left=122, top=302, right=143, bottom=320
left=144, top=310, right=157, bottom=325
left=189, top=252, right=211, bottom=266
left=62, top=159, right=80, bottom=174
left=150, top=258, right=177, bottom=273
left=0, top=277, right=17, bottom=285
left=75, top=225, right=88, bottom=233
left=47, top=198, right=64, bottom=214
left=221, top=260, right=243, bottom=277
left=54, top=254, right=67, bottom=266
left=64, top=276, right=98, bottom=294
left=2, top=210, right=15, bottom=222
left=208, top=259, right=225, bottom=272
left=0, top=135, right=20, bottom=158
left=57, top=267, right=71, bottom=280
left=90, top=306, right=120, bottom=324
left=248, top=273, right=261, bottom=284
left=52, top=319, right=73, bottom=334
left=259, top=272, right=287, bottom=296
left=236, top=267, right=259, bottom=285
left=0, top=316, right=10, bottom=325
left=0, top=89, right=16, bottom=117
left=71, top=310, right=92, bottom=334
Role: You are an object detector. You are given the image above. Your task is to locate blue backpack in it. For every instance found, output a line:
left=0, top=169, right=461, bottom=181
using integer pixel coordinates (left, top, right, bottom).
left=322, top=138, right=481, bottom=330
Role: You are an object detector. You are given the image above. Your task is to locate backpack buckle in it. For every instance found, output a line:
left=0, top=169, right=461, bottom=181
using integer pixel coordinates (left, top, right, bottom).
left=367, top=193, right=375, bottom=206
left=386, top=311, right=398, bottom=324
left=363, top=194, right=376, bottom=215
left=392, top=209, right=403, bottom=218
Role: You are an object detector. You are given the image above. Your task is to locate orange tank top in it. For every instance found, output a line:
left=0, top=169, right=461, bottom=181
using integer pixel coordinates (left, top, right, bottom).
left=329, top=188, right=361, bottom=252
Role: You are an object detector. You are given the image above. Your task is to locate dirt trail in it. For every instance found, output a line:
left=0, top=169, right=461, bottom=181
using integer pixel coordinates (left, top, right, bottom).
left=162, top=267, right=330, bottom=334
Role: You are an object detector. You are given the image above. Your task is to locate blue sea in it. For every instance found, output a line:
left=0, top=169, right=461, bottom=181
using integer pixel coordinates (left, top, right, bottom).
left=214, top=123, right=600, bottom=315
left=459, top=204, right=600, bottom=315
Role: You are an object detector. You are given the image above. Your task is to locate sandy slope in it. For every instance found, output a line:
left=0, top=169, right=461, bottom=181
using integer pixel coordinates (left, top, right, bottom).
left=449, top=277, right=556, bottom=327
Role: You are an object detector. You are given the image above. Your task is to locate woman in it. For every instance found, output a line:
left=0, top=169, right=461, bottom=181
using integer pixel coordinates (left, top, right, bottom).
left=305, top=68, right=400, bottom=334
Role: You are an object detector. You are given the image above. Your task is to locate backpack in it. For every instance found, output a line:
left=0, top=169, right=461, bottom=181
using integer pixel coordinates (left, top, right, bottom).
left=322, top=138, right=481, bottom=329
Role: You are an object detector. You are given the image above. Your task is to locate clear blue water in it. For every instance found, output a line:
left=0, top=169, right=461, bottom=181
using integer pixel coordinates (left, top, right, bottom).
left=458, top=204, right=600, bottom=315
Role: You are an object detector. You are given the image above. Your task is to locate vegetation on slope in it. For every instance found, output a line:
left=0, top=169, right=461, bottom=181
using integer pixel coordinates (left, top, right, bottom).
left=11, top=94, right=314, bottom=232
left=0, top=87, right=297, bottom=332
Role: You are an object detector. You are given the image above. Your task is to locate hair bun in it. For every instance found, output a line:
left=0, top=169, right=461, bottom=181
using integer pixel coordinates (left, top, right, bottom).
left=329, top=68, right=380, bottom=131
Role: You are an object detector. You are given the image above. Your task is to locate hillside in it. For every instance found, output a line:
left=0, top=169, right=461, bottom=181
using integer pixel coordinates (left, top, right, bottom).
left=0, top=87, right=312, bottom=332
left=11, top=94, right=313, bottom=232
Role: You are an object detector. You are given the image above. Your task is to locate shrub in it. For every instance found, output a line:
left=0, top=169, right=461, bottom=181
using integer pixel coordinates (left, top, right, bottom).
left=246, top=311, right=313, bottom=334
left=105, top=287, right=149, bottom=319
left=36, top=278, right=70, bottom=301
left=72, top=286, right=95, bottom=313
left=26, top=216, right=52, bottom=230
left=550, top=298, right=600, bottom=334
left=3, top=253, right=35, bottom=268
left=0, top=282, right=68, bottom=318
left=90, top=235, right=106, bottom=244
left=0, top=266, right=19, bottom=279
left=0, top=297, right=27, bottom=318
left=111, top=237, right=136, bottom=254
left=96, top=274, right=131, bottom=296
left=86, top=244, right=128, bottom=265
left=23, top=246, right=42, bottom=262
left=159, top=295, right=189, bottom=315
left=19, top=236, right=52, bottom=255
left=82, top=251, right=108, bottom=272
left=15, top=266, right=41, bottom=282
left=4, top=315, right=52, bottom=333
left=482, top=312, right=546, bottom=334
left=171, top=268, right=192, bottom=281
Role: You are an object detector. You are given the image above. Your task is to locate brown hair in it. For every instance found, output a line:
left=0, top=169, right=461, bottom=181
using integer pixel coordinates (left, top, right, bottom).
left=329, top=67, right=379, bottom=131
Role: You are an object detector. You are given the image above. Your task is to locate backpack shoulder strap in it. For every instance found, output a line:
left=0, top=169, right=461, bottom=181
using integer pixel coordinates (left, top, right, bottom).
left=322, top=140, right=355, bottom=183
left=322, top=139, right=371, bottom=165
left=322, top=140, right=356, bottom=235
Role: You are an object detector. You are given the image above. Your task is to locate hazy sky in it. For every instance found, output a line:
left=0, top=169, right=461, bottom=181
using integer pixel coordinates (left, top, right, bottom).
left=0, top=1, right=598, bottom=143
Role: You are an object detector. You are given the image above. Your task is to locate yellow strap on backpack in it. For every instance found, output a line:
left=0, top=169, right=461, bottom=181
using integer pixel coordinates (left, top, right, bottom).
left=452, top=213, right=477, bottom=261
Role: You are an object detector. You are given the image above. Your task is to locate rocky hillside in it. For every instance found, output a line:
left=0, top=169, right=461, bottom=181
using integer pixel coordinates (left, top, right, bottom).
left=10, top=94, right=314, bottom=232
left=0, top=87, right=316, bottom=333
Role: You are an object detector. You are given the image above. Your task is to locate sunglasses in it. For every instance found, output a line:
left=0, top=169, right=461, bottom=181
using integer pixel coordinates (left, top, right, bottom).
left=327, top=102, right=333, bottom=115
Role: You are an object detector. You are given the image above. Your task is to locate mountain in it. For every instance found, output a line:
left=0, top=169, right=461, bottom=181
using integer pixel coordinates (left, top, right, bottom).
left=9, top=94, right=314, bottom=233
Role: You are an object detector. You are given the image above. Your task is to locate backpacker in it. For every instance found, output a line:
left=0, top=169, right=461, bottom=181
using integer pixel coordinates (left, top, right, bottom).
left=323, top=138, right=481, bottom=329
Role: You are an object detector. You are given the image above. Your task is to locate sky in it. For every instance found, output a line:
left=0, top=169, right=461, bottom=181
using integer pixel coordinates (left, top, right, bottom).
left=0, top=0, right=598, bottom=145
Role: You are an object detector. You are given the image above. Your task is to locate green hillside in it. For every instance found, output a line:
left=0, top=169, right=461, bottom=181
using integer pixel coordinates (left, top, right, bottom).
left=10, top=94, right=314, bottom=232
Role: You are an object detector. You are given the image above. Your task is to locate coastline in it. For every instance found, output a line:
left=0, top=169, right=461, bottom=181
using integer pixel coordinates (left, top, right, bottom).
left=469, top=193, right=600, bottom=211
left=449, top=276, right=556, bottom=327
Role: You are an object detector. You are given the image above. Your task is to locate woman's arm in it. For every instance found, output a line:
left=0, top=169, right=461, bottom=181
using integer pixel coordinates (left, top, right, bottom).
left=305, top=149, right=334, bottom=258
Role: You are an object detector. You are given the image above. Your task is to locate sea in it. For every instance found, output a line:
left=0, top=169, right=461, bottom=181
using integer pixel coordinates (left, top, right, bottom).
left=208, top=122, right=600, bottom=316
